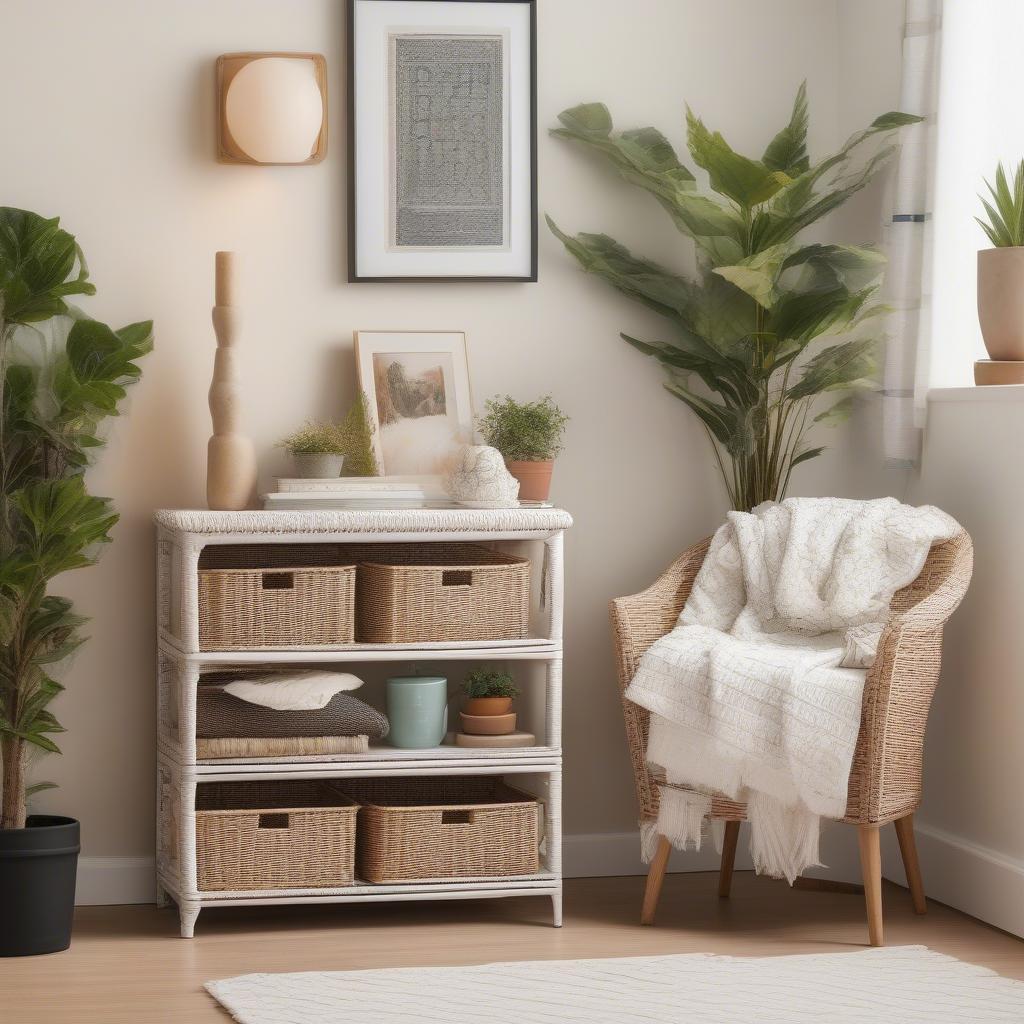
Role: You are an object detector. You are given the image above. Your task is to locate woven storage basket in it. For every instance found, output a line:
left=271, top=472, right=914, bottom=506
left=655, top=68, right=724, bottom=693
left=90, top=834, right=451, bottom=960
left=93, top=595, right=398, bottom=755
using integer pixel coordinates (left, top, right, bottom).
left=197, top=545, right=356, bottom=650
left=356, top=543, right=530, bottom=643
left=195, top=781, right=358, bottom=891
left=341, top=776, right=540, bottom=882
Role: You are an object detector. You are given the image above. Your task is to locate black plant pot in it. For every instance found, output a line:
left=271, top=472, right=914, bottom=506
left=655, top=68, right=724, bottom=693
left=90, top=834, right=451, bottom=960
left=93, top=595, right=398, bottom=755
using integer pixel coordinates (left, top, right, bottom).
left=0, top=815, right=79, bottom=957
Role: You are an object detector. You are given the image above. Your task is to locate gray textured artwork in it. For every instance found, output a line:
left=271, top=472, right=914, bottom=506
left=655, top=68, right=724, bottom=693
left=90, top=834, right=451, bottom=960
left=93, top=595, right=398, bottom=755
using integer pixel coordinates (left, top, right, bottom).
left=391, top=33, right=505, bottom=249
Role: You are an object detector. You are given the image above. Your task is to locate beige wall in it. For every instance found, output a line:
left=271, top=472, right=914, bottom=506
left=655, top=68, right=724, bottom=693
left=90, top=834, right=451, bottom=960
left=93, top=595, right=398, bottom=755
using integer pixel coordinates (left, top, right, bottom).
left=1, top=0, right=904, bottom=896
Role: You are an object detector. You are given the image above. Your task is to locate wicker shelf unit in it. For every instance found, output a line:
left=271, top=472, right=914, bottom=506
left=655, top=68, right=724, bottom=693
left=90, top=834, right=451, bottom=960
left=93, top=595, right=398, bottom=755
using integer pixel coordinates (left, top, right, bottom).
left=155, top=507, right=571, bottom=938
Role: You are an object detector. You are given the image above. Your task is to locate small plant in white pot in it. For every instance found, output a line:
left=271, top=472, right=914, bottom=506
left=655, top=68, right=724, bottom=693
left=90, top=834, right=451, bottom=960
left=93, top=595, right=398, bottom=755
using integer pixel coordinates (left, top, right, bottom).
left=976, top=160, right=1024, bottom=362
left=477, top=395, right=568, bottom=502
left=278, top=421, right=347, bottom=478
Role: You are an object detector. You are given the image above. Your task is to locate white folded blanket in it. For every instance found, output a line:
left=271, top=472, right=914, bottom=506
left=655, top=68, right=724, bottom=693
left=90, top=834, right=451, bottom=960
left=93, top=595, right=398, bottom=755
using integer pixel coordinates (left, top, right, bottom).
left=625, top=497, right=958, bottom=882
left=223, top=671, right=364, bottom=711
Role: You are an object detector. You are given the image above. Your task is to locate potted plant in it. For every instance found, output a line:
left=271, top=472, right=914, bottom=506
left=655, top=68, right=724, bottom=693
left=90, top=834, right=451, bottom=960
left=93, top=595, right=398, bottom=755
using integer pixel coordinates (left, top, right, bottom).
left=278, top=421, right=347, bottom=478
left=976, top=160, right=1024, bottom=362
left=459, top=669, right=519, bottom=736
left=477, top=395, right=568, bottom=502
left=548, top=83, right=920, bottom=510
left=0, top=208, right=152, bottom=956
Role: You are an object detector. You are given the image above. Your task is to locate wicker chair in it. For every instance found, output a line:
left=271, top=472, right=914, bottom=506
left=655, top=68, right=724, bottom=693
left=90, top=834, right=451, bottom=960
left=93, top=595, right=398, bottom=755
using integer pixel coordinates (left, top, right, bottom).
left=610, top=529, right=973, bottom=946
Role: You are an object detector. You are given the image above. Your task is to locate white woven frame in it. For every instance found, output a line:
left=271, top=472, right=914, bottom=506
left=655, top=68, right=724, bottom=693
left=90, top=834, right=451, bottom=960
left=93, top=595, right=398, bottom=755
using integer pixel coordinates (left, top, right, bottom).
left=155, top=507, right=571, bottom=937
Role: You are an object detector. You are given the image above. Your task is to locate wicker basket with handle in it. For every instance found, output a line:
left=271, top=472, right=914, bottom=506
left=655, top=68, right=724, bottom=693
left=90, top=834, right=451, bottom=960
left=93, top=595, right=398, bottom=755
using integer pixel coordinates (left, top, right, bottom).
left=340, top=776, right=540, bottom=882
left=197, top=544, right=356, bottom=649
left=195, top=781, right=358, bottom=891
left=356, top=543, right=530, bottom=643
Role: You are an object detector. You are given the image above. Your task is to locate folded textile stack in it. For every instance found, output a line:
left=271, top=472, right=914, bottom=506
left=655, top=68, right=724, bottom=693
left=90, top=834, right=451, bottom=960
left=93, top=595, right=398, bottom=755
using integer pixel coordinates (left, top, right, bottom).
left=196, top=670, right=389, bottom=759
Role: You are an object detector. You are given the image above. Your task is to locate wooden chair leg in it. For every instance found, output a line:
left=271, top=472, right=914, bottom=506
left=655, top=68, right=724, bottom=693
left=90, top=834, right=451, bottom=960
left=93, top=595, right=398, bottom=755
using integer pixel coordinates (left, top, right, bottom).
left=894, top=814, right=927, bottom=915
left=641, top=836, right=672, bottom=925
left=858, top=825, right=884, bottom=947
left=718, top=820, right=741, bottom=898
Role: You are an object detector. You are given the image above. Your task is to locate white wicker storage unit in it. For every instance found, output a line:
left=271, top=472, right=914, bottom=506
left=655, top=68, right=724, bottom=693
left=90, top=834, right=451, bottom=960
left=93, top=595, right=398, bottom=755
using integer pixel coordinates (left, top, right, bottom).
left=155, top=507, right=572, bottom=938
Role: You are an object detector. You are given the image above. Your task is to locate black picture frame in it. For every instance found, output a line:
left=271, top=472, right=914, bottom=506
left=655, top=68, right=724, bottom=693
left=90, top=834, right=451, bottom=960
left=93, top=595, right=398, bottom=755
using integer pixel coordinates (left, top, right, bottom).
left=347, top=0, right=538, bottom=283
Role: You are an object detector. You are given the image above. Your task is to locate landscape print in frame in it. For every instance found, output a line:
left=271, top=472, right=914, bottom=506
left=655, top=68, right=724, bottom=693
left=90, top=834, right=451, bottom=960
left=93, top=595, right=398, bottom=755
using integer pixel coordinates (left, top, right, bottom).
left=354, top=331, right=474, bottom=487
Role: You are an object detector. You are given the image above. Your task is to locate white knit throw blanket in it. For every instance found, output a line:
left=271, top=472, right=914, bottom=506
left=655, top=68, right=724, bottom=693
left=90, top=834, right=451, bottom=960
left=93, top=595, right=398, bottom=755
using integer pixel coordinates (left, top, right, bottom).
left=625, top=497, right=958, bottom=882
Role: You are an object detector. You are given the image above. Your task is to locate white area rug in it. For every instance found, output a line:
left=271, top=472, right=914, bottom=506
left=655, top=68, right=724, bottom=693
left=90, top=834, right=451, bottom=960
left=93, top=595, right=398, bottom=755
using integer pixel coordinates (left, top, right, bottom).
left=207, top=945, right=1024, bottom=1023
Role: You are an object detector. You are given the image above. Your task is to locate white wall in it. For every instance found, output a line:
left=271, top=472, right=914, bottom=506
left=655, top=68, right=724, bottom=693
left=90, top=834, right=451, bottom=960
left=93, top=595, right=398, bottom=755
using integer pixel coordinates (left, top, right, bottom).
left=0, top=0, right=906, bottom=902
left=901, top=389, right=1024, bottom=937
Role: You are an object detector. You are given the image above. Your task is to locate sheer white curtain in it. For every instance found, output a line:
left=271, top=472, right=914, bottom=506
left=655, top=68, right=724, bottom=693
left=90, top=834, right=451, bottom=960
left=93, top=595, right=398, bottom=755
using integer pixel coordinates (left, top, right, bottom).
left=882, top=0, right=942, bottom=463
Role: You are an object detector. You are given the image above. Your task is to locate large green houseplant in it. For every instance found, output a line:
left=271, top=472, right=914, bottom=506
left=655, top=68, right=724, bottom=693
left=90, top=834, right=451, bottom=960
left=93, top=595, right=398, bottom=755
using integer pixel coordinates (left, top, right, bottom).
left=0, top=208, right=151, bottom=955
left=548, top=84, right=920, bottom=511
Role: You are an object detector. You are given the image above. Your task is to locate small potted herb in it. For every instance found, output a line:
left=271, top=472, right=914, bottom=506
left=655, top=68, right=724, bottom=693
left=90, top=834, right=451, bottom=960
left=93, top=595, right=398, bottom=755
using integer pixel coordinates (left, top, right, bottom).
left=460, top=669, right=520, bottom=737
left=477, top=395, right=568, bottom=502
left=278, top=421, right=347, bottom=478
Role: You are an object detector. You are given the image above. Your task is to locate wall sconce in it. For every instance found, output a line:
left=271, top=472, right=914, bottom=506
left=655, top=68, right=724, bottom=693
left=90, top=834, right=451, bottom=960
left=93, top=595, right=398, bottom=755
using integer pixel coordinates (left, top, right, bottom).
left=217, top=52, right=327, bottom=164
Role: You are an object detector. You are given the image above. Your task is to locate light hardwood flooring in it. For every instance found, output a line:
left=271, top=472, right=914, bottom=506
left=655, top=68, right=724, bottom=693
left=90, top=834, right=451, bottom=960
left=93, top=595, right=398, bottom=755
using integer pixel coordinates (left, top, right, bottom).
left=4, top=873, right=1022, bottom=1023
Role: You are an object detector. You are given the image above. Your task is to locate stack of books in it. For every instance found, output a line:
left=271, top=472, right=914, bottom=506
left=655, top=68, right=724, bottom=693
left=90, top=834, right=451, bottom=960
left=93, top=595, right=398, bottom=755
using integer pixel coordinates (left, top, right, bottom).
left=263, top=476, right=445, bottom=510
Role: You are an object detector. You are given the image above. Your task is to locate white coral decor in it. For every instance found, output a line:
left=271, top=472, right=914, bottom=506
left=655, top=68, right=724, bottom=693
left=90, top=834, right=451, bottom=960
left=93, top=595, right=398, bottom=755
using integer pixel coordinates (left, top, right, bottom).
left=444, top=445, right=521, bottom=506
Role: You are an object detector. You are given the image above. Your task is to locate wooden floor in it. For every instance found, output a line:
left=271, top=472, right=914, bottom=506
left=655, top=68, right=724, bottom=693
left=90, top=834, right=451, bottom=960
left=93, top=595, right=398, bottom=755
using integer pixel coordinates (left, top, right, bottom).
left=4, top=873, right=1022, bottom=1023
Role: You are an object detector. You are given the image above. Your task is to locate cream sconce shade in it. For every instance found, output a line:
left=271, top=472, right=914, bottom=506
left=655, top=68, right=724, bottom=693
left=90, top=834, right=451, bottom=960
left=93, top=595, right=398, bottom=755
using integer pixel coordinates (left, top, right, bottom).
left=217, top=52, right=327, bottom=164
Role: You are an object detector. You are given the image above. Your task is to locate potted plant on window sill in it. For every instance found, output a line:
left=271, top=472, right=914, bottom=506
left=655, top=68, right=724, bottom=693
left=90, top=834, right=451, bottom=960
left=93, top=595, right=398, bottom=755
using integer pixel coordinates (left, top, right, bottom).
left=0, top=208, right=152, bottom=956
left=477, top=395, right=568, bottom=502
left=976, top=160, right=1024, bottom=370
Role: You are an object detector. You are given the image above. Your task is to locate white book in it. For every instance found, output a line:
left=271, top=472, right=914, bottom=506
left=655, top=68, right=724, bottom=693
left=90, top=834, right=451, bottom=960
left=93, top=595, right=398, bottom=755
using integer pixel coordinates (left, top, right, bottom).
left=276, top=476, right=430, bottom=494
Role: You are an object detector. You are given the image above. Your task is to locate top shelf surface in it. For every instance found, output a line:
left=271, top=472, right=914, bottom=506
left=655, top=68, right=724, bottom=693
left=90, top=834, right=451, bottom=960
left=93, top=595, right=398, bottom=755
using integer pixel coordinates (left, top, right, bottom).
left=155, top=506, right=573, bottom=538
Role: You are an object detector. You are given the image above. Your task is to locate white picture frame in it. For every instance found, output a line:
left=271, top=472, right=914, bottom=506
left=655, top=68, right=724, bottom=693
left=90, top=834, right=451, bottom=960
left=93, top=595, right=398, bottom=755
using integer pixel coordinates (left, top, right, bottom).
left=354, top=330, right=474, bottom=491
left=348, top=0, right=538, bottom=281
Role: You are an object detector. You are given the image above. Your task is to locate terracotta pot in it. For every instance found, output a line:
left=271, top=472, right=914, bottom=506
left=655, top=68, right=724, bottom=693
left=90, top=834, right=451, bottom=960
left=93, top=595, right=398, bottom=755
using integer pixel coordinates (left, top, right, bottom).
left=460, top=711, right=517, bottom=736
left=977, top=247, right=1024, bottom=360
left=506, top=460, right=553, bottom=502
left=463, top=696, right=513, bottom=716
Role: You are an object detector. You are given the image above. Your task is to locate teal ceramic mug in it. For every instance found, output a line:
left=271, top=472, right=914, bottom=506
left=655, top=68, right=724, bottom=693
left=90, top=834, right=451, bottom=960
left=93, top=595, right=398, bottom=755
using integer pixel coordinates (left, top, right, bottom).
left=386, top=676, right=448, bottom=749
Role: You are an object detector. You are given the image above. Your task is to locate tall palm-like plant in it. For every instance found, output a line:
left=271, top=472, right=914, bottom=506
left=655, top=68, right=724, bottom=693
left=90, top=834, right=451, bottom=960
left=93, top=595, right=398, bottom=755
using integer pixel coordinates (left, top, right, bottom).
left=548, top=84, right=920, bottom=510
left=0, top=208, right=152, bottom=829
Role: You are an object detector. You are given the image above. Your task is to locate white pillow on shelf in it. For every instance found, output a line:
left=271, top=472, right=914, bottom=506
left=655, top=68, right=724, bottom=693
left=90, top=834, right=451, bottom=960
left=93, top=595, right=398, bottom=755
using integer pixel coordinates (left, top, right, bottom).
left=223, top=670, right=364, bottom=711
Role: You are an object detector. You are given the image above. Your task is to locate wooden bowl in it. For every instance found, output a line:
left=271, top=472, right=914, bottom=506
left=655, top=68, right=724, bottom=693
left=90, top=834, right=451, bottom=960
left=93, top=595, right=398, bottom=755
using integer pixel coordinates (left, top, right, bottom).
left=459, top=711, right=517, bottom=736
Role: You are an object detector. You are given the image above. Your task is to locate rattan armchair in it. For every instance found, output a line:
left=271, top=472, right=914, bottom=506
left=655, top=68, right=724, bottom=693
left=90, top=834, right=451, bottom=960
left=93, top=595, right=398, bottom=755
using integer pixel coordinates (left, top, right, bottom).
left=610, top=529, right=973, bottom=946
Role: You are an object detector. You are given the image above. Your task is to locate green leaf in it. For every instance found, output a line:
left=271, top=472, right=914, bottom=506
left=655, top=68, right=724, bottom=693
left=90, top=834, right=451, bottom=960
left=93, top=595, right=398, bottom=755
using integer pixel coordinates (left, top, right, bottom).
left=814, top=395, right=855, bottom=426
left=762, top=81, right=810, bottom=177
left=788, top=337, right=879, bottom=399
left=790, top=445, right=827, bottom=468
left=686, top=108, right=790, bottom=208
left=0, top=208, right=95, bottom=324
left=26, top=782, right=58, bottom=798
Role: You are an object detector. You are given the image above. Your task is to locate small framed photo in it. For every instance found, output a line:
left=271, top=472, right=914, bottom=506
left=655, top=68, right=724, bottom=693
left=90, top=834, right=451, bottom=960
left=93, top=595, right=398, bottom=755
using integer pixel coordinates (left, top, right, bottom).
left=354, top=331, right=474, bottom=486
left=348, top=0, right=538, bottom=282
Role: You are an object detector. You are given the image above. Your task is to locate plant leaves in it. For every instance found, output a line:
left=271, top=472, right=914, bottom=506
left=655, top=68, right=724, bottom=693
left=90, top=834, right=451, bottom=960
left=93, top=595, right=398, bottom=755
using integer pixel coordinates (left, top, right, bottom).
left=762, top=81, right=810, bottom=177
left=686, top=108, right=790, bottom=207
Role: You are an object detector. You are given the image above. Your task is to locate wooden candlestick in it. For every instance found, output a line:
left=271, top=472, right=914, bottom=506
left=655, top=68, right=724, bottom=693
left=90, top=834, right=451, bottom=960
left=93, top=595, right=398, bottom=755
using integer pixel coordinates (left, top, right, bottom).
left=206, top=251, right=257, bottom=510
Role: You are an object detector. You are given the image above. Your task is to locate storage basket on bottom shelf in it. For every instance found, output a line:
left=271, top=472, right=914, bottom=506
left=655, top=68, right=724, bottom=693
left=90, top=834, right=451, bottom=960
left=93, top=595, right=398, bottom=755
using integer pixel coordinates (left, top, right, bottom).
left=195, top=781, right=358, bottom=891
left=356, top=543, right=531, bottom=643
left=340, top=776, right=541, bottom=882
left=197, top=544, right=356, bottom=649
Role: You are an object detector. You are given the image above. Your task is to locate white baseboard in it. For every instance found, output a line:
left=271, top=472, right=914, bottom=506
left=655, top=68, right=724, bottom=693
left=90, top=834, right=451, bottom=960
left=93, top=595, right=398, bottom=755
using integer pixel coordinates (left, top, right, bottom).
left=75, top=824, right=1024, bottom=939
left=76, top=857, right=156, bottom=906
left=885, top=820, right=1024, bottom=939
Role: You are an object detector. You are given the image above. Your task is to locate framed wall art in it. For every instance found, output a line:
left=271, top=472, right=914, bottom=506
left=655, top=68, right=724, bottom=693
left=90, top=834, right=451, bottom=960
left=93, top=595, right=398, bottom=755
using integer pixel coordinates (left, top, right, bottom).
left=354, top=331, right=475, bottom=487
left=348, top=0, right=538, bottom=282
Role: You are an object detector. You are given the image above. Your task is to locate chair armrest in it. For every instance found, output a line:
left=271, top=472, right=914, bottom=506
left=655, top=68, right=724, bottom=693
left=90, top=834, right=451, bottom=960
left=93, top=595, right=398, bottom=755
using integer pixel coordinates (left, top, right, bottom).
left=609, top=538, right=711, bottom=820
left=847, top=530, right=974, bottom=824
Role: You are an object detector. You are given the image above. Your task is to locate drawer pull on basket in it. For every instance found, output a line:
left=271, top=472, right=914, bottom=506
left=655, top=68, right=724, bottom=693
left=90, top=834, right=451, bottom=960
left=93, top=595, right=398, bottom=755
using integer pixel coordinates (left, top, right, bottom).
left=441, top=570, right=472, bottom=587
left=261, top=572, right=294, bottom=590
left=257, top=813, right=290, bottom=829
left=441, top=809, right=472, bottom=825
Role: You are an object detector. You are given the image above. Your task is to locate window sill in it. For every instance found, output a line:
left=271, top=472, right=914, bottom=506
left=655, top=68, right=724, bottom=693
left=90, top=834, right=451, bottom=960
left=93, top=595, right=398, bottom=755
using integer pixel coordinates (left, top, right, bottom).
left=928, top=384, right=1024, bottom=404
